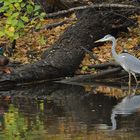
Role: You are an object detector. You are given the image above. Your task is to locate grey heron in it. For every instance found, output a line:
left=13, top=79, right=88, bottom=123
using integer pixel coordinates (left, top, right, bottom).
left=95, top=34, right=140, bottom=90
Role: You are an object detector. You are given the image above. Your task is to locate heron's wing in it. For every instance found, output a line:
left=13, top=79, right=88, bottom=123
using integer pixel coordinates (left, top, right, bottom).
left=118, top=53, right=140, bottom=74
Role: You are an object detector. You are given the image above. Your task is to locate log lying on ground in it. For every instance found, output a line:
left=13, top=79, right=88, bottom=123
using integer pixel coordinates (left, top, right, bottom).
left=0, top=8, right=138, bottom=88
left=57, top=66, right=123, bottom=83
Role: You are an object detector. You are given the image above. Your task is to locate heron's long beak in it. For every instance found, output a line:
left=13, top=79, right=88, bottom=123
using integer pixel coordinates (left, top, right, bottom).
left=94, top=39, right=101, bottom=43
left=94, top=38, right=104, bottom=43
left=95, top=40, right=100, bottom=43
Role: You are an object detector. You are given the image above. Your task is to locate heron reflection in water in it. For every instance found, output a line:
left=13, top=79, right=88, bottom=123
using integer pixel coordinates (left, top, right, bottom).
left=111, top=95, right=140, bottom=130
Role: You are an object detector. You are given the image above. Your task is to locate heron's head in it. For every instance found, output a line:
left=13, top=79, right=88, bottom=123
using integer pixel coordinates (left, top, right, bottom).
left=95, top=34, right=114, bottom=43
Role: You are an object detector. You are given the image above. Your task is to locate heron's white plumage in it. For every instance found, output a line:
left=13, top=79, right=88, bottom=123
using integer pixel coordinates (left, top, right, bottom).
left=117, top=53, right=140, bottom=74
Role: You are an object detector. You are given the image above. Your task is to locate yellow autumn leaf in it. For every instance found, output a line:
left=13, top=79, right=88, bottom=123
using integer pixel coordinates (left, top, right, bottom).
left=137, top=52, right=140, bottom=57
left=8, top=26, right=15, bottom=32
left=127, top=44, right=134, bottom=49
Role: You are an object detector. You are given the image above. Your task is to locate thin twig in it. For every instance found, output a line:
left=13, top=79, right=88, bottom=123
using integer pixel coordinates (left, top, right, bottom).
left=40, top=18, right=76, bottom=30
left=79, top=46, right=99, bottom=61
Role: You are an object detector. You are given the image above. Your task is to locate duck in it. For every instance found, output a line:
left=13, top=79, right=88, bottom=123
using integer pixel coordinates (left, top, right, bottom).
left=0, top=46, right=12, bottom=74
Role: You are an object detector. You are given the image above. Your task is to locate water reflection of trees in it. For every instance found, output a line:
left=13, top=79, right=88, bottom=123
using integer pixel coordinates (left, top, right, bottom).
left=0, top=83, right=140, bottom=139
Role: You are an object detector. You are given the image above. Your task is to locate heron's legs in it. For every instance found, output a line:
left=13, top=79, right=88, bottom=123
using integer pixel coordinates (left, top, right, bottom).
left=132, top=73, right=138, bottom=84
left=132, top=72, right=139, bottom=94
left=128, top=72, right=131, bottom=87
left=128, top=72, right=131, bottom=94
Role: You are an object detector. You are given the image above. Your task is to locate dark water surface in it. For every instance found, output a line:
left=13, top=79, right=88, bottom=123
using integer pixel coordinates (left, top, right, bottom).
left=0, top=83, right=140, bottom=140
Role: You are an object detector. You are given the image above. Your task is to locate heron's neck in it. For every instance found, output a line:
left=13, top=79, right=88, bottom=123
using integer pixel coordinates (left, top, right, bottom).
left=111, top=38, right=118, bottom=59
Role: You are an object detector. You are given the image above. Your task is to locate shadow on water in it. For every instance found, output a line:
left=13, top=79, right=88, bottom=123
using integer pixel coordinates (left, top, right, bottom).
left=0, top=82, right=140, bottom=139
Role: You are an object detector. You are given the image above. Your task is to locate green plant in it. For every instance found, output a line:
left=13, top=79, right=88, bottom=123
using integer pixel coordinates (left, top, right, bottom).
left=39, top=35, right=46, bottom=45
left=0, top=0, right=46, bottom=41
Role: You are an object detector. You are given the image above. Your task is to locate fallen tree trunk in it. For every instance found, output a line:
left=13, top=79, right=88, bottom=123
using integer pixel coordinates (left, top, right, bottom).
left=0, top=7, right=138, bottom=88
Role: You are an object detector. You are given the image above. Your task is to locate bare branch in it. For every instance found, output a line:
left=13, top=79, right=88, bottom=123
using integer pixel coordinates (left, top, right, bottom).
left=36, top=18, right=76, bottom=31
left=46, top=4, right=139, bottom=18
